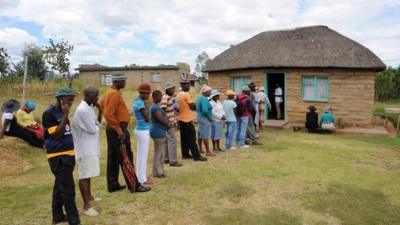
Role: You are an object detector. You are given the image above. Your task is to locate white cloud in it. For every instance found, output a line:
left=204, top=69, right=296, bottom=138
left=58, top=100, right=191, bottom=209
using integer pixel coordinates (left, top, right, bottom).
left=0, top=27, right=37, bottom=61
left=1, top=0, right=400, bottom=70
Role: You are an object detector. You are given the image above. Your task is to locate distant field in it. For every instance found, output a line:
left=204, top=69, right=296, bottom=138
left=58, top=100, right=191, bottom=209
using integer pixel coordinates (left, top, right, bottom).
left=0, top=81, right=399, bottom=225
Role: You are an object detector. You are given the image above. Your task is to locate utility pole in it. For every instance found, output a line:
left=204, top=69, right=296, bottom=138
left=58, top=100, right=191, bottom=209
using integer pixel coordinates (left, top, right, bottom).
left=22, top=55, right=28, bottom=103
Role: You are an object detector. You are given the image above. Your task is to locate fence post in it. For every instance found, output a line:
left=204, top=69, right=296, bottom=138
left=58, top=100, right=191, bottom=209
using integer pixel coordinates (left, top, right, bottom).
left=22, top=55, right=28, bottom=103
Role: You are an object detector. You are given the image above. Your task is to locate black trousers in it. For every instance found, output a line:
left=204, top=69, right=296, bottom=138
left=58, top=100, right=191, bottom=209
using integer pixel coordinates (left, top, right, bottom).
left=6, top=126, right=43, bottom=148
left=48, top=155, right=80, bottom=225
left=178, top=121, right=201, bottom=160
left=106, top=126, right=139, bottom=191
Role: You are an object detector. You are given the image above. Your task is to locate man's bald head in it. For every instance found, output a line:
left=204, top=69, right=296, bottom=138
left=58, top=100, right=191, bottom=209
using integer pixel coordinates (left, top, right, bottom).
left=83, top=86, right=99, bottom=106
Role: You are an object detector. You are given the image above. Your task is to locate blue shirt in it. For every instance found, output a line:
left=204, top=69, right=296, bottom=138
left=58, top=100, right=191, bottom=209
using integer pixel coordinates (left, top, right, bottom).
left=196, top=95, right=212, bottom=118
left=223, top=100, right=237, bottom=122
left=132, top=97, right=149, bottom=130
left=150, top=104, right=167, bottom=139
left=320, top=112, right=335, bottom=125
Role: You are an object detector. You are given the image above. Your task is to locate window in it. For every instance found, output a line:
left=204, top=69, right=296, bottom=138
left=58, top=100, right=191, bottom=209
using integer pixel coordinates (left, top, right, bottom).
left=230, top=76, right=251, bottom=93
left=151, top=73, right=161, bottom=82
left=302, top=76, right=329, bottom=101
left=100, top=74, right=112, bottom=86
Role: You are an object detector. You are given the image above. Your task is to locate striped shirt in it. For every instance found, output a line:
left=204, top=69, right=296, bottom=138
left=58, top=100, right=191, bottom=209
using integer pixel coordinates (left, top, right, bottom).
left=160, top=93, right=176, bottom=125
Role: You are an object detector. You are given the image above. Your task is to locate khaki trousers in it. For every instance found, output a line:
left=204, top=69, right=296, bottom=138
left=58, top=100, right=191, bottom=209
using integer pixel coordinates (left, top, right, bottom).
left=153, top=138, right=166, bottom=176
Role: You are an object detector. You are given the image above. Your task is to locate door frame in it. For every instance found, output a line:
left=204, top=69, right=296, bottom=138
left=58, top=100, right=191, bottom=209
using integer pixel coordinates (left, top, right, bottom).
left=264, top=71, right=287, bottom=120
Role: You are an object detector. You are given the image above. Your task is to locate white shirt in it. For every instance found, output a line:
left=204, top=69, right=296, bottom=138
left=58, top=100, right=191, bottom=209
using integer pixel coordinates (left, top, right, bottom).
left=1, top=112, right=13, bottom=132
left=275, top=87, right=283, bottom=103
left=210, top=100, right=225, bottom=122
left=72, top=100, right=100, bottom=159
left=255, top=91, right=271, bottom=109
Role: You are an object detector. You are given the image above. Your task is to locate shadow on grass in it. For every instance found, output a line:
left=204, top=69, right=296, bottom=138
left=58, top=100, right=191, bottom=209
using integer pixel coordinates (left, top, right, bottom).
left=303, top=183, right=400, bottom=225
left=205, top=208, right=301, bottom=225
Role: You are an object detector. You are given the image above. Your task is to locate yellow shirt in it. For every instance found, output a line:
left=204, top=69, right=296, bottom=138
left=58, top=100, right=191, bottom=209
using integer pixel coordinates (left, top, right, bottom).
left=176, top=91, right=196, bottom=122
left=16, top=109, right=38, bottom=127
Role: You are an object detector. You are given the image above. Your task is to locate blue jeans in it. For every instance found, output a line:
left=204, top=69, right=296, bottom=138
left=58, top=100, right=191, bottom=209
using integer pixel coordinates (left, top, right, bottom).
left=225, top=121, right=236, bottom=149
left=236, top=117, right=249, bottom=147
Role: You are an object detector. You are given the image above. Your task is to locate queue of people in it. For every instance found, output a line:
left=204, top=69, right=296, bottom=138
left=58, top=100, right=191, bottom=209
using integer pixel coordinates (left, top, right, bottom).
left=0, top=72, right=337, bottom=225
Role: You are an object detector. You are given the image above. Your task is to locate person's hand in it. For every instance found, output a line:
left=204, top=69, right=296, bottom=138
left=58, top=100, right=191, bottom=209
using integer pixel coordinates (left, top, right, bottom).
left=118, top=132, right=126, bottom=143
left=95, top=101, right=101, bottom=109
left=61, top=102, right=70, bottom=116
left=221, top=116, right=226, bottom=121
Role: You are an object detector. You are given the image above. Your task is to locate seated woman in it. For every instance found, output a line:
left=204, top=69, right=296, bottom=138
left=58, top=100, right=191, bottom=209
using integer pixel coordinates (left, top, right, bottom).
left=305, top=105, right=319, bottom=133
left=16, top=101, right=44, bottom=139
left=0, top=99, right=43, bottom=148
left=320, top=107, right=335, bottom=133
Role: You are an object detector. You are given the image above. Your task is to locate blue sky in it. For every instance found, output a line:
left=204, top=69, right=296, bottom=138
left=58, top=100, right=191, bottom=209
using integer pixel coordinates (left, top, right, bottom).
left=0, top=0, right=399, bottom=72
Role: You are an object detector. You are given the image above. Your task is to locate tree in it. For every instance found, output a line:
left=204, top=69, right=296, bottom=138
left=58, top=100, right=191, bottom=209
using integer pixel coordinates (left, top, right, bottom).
left=194, top=51, right=211, bottom=78
left=0, top=47, right=10, bottom=78
left=44, top=39, right=74, bottom=75
left=12, top=44, right=48, bottom=80
left=375, top=66, right=400, bottom=100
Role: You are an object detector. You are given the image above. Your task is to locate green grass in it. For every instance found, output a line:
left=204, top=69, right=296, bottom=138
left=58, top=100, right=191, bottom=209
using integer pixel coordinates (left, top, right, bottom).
left=0, top=83, right=400, bottom=224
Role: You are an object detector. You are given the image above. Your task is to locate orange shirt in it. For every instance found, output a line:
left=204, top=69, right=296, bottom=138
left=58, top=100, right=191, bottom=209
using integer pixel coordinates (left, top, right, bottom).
left=176, top=91, right=196, bottom=122
left=100, top=87, right=130, bottom=135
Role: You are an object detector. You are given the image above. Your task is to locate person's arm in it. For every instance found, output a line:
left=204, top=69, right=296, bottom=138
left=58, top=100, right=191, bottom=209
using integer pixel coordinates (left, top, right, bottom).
left=185, top=93, right=196, bottom=110
left=140, top=107, right=150, bottom=122
left=102, top=92, right=123, bottom=135
left=43, top=104, right=70, bottom=140
left=154, top=109, right=170, bottom=129
left=95, top=101, right=102, bottom=124
left=0, top=119, right=10, bottom=139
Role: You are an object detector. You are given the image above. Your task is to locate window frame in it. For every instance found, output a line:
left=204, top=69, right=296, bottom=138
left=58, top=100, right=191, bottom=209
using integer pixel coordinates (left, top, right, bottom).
left=230, top=76, right=251, bottom=94
left=301, top=75, right=330, bottom=102
left=151, top=72, right=161, bottom=83
left=100, top=74, right=113, bottom=86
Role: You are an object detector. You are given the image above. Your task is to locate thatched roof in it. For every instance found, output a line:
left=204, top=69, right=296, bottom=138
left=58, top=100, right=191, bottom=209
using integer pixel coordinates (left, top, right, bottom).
left=204, top=26, right=386, bottom=72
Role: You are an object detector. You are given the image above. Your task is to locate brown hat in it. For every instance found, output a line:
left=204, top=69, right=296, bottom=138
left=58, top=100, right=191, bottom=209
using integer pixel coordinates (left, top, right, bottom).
left=138, top=83, right=151, bottom=94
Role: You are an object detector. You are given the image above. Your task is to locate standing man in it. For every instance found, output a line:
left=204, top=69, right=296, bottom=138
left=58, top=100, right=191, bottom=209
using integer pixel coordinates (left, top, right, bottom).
left=236, top=86, right=252, bottom=149
left=101, top=72, right=150, bottom=193
left=42, top=87, right=80, bottom=225
left=160, top=82, right=183, bottom=167
left=176, top=78, right=207, bottom=162
left=275, top=83, right=283, bottom=120
left=72, top=87, right=102, bottom=217
left=247, top=82, right=262, bottom=145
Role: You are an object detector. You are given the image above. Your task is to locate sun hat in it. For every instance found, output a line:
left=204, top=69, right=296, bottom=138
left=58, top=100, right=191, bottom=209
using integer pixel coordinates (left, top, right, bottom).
left=180, top=78, right=190, bottom=84
left=210, top=89, right=221, bottom=98
left=56, top=87, right=76, bottom=97
left=242, top=86, right=251, bottom=92
left=164, top=82, right=175, bottom=90
left=111, top=72, right=127, bottom=81
left=225, top=90, right=236, bottom=96
left=1, top=99, right=20, bottom=113
left=201, top=85, right=212, bottom=93
left=259, top=86, right=265, bottom=91
left=308, top=105, right=316, bottom=112
left=25, top=101, right=36, bottom=110
left=138, top=83, right=151, bottom=94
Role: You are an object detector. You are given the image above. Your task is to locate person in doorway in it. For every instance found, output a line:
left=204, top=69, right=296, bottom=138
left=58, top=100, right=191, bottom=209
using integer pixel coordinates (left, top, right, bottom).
left=305, top=105, right=319, bottom=133
left=176, top=78, right=207, bottom=162
left=132, top=83, right=153, bottom=186
left=196, top=85, right=215, bottom=156
left=0, top=99, right=43, bottom=148
left=246, top=82, right=262, bottom=145
left=101, top=72, right=150, bottom=193
left=223, top=90, right=237, bottom=150
left=42, top=87, right=80, bottom=225
left=71, top=87, right=102, bottom=217
left=210, top=89, right=225, bottom=153
left=16, top=101, right=44, bottom=139
left=274, top=83, right=283, bottom=120
left=150, top=90, right=170, bottom=178
left=160, top=82, right=182, bottom=167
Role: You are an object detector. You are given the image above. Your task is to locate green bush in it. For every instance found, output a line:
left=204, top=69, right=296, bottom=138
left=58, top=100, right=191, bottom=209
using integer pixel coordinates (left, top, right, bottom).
left=375, top=66, right=400, bottom=101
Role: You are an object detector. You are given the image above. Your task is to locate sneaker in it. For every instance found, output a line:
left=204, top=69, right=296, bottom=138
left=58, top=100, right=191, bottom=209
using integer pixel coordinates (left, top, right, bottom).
left=81, top=207, right=99, bottom=217
left=229, top=147, right=237, bottom=150
left=164, top=160, right=169, bottom=164
left=154, top=174, right=167, bottom=178
left=239, top=145, right=250, bottom=149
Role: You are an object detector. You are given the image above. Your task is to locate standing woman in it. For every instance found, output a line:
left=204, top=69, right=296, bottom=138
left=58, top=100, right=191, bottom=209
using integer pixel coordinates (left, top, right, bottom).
left=196, top=85, right=214, bottom=156
left=133, top=83, right=153, bottom=186
left=210, top=89, right=225, bottom=152
left=149, top=90, right=170, bottom=178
